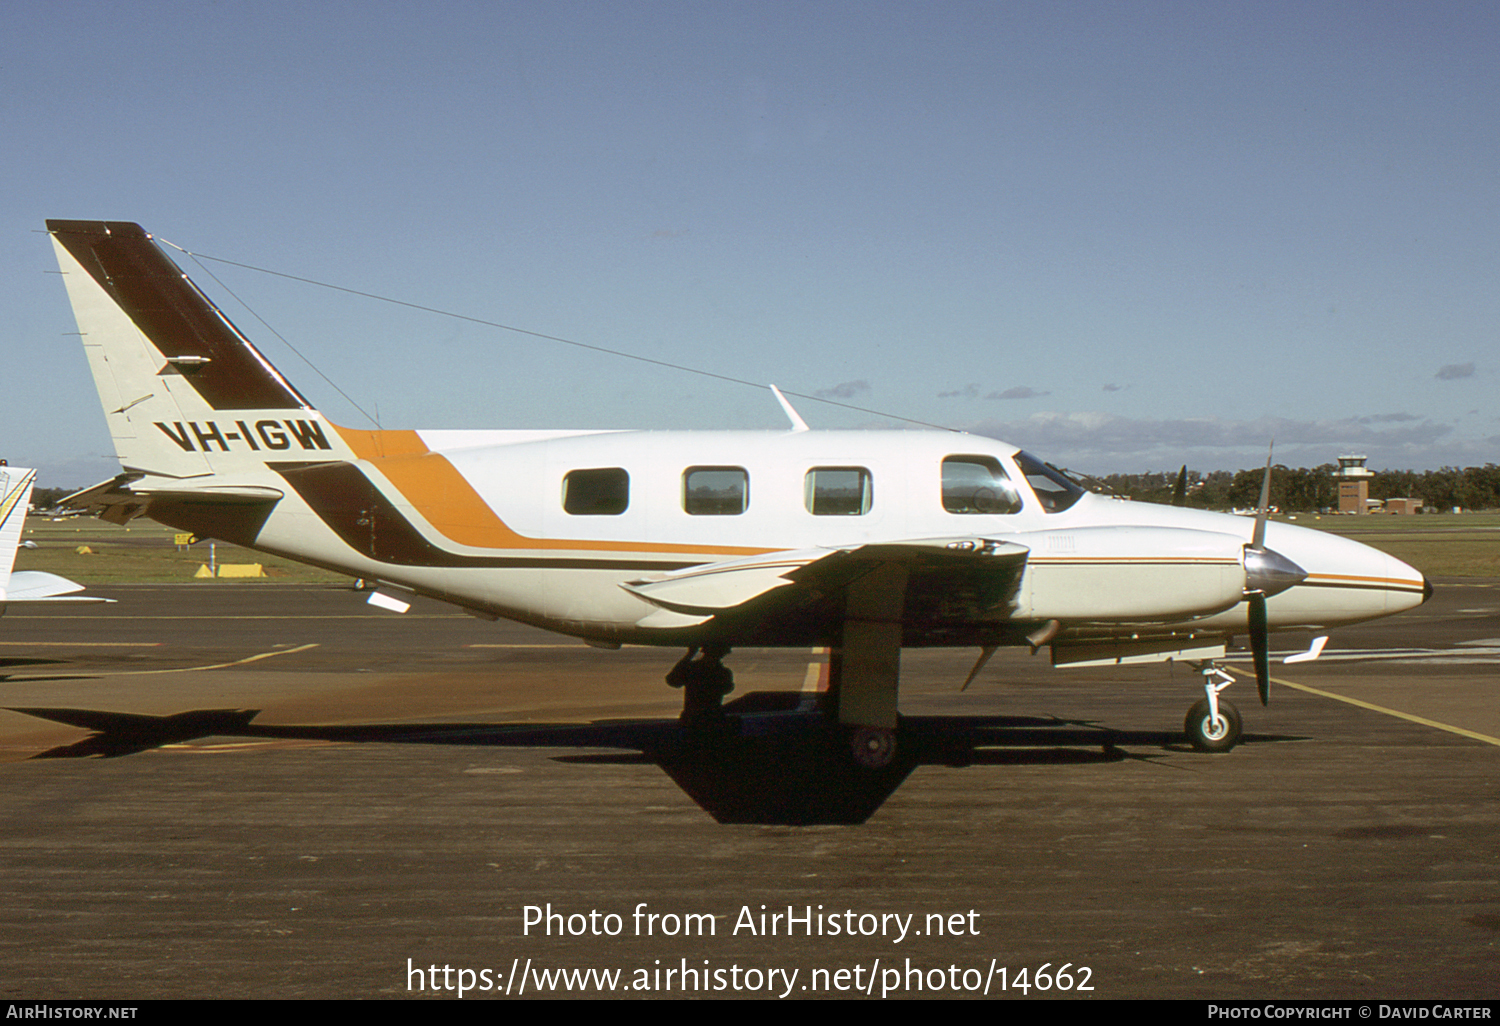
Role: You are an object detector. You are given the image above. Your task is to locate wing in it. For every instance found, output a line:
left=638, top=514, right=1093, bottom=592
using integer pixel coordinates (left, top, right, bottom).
left=622, top=537, right=1030, bottom=638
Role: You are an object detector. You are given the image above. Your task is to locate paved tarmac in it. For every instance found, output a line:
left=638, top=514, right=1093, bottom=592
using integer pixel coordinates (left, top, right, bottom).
left=0, top=580, right=1496, bottom=1000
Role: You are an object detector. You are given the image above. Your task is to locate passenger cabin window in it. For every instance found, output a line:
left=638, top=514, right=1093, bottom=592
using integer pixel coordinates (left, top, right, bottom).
left=1015, top=451, right=1086, bottom=513
left=562, top=467, right=629, bottom=515
left=683, top=466, right=748, bottom=515
left=805, top=467, right=872, bottom=515
left=942, top=456, right=1023, bottom=515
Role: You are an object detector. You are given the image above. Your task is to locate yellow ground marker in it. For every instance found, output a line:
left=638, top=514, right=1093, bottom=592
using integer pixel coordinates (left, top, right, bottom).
left=214, top=564, right=266, bottom=578
left=803, top=646, right=830, bottom=692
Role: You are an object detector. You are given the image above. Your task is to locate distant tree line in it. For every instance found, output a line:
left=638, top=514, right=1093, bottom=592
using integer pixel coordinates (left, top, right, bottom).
left=30, top=487, right=72, bottom=509
left=1088, top=464, right=1500, bottom=512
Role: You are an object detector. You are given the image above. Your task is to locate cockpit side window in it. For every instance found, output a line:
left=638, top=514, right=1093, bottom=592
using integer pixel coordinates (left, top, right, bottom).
left=942, top=456, right=1023, bottom=515
left=1014, top=451, right=1086, bottom=513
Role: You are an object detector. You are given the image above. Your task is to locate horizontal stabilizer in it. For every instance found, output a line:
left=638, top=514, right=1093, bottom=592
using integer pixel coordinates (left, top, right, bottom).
left=5, top=571, right=108, bottom=603
left=62, top=473, right=283, bottom=527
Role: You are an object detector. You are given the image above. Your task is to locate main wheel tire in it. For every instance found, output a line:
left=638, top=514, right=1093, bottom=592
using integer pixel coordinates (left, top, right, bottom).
left=1185, top=697, right=1242, bottom=753
left=849, top=726, right=897, bottom=769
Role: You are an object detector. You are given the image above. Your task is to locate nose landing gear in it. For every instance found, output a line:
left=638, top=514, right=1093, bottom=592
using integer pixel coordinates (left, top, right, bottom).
left=1185, top=663, right=1242, bottom=752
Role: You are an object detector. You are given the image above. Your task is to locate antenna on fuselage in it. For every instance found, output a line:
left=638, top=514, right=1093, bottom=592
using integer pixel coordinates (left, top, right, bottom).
left=770, top=384, right=810, bottom=433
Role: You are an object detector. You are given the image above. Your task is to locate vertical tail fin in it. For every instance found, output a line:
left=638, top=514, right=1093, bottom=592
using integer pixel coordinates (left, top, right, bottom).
left=47, top=220, right=345, bottom=477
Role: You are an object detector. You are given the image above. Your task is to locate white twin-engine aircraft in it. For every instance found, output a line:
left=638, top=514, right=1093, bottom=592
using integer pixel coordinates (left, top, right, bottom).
left=48, top=220, right=1430, bottom=767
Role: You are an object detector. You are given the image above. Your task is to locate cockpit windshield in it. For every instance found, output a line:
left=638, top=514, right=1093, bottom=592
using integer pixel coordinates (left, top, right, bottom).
left=1014, top=451, right=1087, bottom=513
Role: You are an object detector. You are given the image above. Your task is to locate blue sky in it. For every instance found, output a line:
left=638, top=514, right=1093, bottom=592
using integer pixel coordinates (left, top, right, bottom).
left=4, top=1, right=1496, bottom=488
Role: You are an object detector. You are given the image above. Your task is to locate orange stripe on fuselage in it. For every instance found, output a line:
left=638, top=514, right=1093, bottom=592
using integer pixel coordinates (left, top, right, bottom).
left=332, top=426, right=430, bottom=459
left=332, top=424, right=769, bottom=557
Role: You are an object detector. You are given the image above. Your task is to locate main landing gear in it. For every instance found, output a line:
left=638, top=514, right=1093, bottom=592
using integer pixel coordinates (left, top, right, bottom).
left=666, top=644, right=735, bottom=725
left=1184, top=663, right=1242, bottom=753
left=664, top=645, right=902, bottom=771
left=848, top=725, right=898, bottom=769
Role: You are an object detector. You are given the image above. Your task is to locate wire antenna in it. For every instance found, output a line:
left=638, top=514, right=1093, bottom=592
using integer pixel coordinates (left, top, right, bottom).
left=169, top=244, right=382, bottom=428
left=157, top=240, right=958, bottom=433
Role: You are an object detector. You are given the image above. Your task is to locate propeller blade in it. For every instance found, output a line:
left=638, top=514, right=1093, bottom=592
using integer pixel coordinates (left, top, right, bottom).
left=1171, top=465, right=1188, bottom=507
left=1252, top=443, right=1273, bottom=549
left=1249, top=591, right=1270, bottom=705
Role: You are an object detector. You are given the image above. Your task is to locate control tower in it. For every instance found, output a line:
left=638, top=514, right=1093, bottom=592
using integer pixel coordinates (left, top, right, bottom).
left=1334, top=454, right=1374, bottom=514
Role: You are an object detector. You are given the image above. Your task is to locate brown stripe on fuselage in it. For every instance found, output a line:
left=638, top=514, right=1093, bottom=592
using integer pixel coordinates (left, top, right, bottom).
left=270, top=460, right=695, bottom=569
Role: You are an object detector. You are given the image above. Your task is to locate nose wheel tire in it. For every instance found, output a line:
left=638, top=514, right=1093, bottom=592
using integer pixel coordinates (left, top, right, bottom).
left=1185, top=697, right=1242, bottom=753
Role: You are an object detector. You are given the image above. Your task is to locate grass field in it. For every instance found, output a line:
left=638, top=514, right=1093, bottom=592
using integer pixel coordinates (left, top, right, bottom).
left=1280, top=511, right=1500, bottom=577
left=15, top=510, right=1499, bottom=583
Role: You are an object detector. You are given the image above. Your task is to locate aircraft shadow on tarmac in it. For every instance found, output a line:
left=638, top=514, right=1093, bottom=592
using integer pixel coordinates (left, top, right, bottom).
left=8, top=693, right=1305, bottom=825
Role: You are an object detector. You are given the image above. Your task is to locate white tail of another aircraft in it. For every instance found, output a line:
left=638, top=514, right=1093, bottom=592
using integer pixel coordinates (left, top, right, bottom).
left=0, top=466, right=95, bottom=606
left=0, top=468, right=36, bottom=594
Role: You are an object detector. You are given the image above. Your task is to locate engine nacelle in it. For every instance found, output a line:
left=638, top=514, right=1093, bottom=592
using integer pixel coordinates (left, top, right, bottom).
left=1014, top=526, right=1259, bottom=623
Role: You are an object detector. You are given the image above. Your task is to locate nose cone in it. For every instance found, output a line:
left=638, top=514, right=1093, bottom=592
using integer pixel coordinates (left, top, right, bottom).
left=1368, top=546, right=1422, bottom=618
left=1260, top=522, right=1430, bottom=626
left=1354, top=547, right=1430, bottom=620
left=1379, top=552, right=1430, bottom=617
